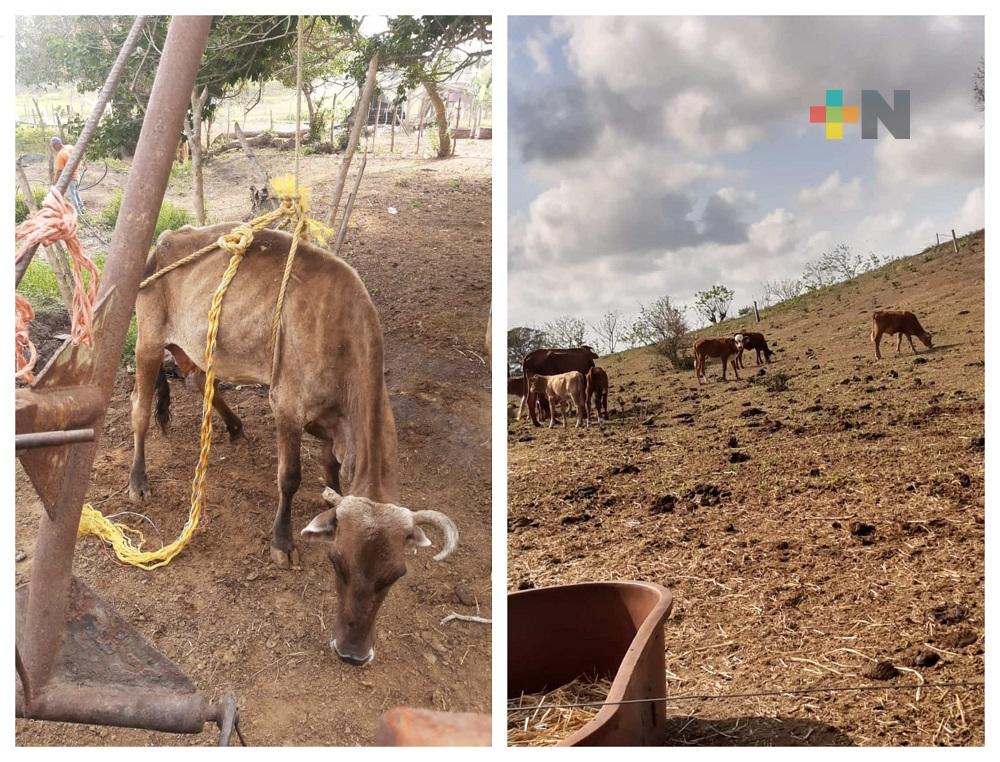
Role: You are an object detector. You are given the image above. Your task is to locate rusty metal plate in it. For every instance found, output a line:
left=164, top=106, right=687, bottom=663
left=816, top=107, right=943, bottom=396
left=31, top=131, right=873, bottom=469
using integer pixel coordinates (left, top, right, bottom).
left=16, top=290, right=116, bottom=518
left=16, top=577, right=194, bottom=694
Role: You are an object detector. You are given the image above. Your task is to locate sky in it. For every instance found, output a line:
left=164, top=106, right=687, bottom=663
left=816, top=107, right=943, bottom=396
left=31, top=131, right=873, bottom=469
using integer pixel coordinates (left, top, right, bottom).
left=507, top=16, right=985, bottom=332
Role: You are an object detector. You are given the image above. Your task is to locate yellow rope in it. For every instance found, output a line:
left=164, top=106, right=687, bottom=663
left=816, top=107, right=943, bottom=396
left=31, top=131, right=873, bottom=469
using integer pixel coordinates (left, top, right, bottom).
left=79, top=227, right=252, bottom=569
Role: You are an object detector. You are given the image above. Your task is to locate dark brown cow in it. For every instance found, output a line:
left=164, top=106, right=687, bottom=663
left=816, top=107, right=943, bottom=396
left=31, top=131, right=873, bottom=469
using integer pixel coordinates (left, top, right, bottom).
left=130, top=223, right=458, bottom=665
left=735, top=331, right=773, bottom=368
left=587, top=366, right=609, bottom=423
left=871, top=310, right=933, bottom=360
left=522, top=346, right=599, bottom=427
left=693, top=335, right=744, bottom=384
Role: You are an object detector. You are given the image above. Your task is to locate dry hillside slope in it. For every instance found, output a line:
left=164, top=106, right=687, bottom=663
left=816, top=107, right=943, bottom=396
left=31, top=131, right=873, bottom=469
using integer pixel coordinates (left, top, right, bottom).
left=507, top=230, right=984, bottom=746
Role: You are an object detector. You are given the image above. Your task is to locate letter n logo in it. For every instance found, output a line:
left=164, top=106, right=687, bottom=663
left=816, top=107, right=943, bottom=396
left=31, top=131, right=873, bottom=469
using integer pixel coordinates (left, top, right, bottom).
left=861, top=90, right=910, bottom=139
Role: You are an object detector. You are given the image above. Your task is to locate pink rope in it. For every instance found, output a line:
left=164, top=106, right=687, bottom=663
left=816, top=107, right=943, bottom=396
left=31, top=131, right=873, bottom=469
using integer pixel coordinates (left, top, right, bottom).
left=14, top=188, right=100, bottom=381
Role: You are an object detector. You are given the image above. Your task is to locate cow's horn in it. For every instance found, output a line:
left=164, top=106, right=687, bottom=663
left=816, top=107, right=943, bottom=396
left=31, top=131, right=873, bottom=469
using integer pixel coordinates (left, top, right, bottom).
left=410, top=510, right=459, bottom=561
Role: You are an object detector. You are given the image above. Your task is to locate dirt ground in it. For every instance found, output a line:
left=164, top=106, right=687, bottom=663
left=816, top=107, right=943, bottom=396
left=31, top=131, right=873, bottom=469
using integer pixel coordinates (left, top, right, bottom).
left=507, top=231, right=984, bottom=746
left=16, top=128, right=492, bottom=746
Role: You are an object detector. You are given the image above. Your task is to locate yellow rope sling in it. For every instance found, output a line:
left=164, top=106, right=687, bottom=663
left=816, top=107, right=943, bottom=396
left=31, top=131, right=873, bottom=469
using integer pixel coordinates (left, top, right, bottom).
left=78, top=18, right=332, bottom=569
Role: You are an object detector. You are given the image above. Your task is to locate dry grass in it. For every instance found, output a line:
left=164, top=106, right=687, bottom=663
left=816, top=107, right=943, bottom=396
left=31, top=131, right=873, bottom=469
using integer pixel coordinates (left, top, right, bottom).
left=508, top=231, right=985, bottom=746
left=507, top=675, right=613, bottom=746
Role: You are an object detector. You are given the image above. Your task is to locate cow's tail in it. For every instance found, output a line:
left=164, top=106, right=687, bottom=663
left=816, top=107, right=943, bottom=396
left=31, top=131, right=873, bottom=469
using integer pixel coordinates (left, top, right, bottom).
left=870, top=314, right=876, bottom=343
left=154, top=364, right=172, bottom=433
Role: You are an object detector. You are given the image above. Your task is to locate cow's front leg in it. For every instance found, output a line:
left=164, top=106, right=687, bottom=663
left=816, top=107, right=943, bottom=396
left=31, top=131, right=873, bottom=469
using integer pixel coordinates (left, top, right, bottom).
left=907, top=334, right=918, bottom=354
left=896, top=333, right=903, bottom=354
left=270, top=418, right=303, bottom=569
left=191, top=371, right=244, bottom=440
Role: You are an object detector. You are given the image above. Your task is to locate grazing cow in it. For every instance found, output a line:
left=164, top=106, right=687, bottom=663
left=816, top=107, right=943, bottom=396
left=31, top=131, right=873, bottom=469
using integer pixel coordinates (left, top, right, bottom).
left=693, top=335, right=744, bottom=384
left=871, top=310, right=933, bottom=360
left=735, top=331, right=774, bottom=368
left=130, top=223, right=458, bottom=666
left=522, top=346, right=599, bottom=427
left=528, top=371, right=590, bottom=428
left=587, top=366, right=609, bottom=423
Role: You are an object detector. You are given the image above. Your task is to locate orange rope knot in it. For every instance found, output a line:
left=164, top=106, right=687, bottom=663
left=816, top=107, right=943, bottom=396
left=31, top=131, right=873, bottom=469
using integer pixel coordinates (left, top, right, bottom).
left=14, top=188, right=101, bottom=380
left=15, top=296, right=37, bottom=381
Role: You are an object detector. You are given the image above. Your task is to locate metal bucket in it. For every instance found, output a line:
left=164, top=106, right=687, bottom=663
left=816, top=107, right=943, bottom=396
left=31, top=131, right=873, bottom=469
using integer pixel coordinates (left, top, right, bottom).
left=508, top=581, right=673, bottom=746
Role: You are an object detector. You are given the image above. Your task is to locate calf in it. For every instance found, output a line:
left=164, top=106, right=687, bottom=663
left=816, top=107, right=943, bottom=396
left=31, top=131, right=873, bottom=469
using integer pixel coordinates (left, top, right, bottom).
left=736, top=331, right=773, bottom=368
left=528, top=371, right=590, bottom=428
left=693, top=335, right=744, bottom=384
left=522, top=346, right=599, bottom=427
left=871, top=310, right=933, bottom=360
left=587, top=366, right=609, bottom=423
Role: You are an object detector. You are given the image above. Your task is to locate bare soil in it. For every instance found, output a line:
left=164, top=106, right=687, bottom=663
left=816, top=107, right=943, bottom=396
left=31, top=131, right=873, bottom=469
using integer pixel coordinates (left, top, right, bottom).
left=16, top=129, right=492, bottom=746
left=507, top=231, right=984, bottom=746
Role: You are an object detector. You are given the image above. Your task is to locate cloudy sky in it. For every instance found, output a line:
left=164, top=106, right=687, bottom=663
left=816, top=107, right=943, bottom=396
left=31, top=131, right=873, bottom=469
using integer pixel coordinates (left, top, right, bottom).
left=508, top=16, right=985, bottom=332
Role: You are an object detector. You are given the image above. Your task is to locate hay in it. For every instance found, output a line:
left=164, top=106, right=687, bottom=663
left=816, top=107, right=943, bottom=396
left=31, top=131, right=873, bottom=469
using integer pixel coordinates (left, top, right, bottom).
left=507, top=674, right=613, bottom=747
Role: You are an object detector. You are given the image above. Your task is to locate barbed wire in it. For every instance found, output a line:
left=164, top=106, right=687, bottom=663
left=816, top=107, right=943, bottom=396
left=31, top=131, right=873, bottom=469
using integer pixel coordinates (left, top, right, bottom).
left=507, top=680, right=985, bottom=711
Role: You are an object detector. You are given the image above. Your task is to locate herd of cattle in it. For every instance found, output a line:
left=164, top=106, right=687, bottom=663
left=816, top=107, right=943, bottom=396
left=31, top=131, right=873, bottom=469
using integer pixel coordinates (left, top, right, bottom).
left=509, top=310, right=933, bottom=428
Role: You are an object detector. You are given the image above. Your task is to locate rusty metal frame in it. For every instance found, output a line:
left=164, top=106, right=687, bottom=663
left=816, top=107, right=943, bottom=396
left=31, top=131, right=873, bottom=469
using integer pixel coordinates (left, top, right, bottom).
left=15, top=16, right=242, bottom=744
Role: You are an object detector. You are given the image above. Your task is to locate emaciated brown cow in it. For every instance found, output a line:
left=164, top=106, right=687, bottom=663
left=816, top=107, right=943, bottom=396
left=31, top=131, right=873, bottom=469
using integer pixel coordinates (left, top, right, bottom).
left=693, top=335, right=744, bottom=384
left=130, top=223, right=458, bottom=666
left=587, top=366, right=609, bottom=423
left=528, top=371, right=590, bottom=428
left=871, top=310, right=933, bottom=360
left=735, top=331, right=773, bottom=368
left=522, top=346, right=598, bottom=427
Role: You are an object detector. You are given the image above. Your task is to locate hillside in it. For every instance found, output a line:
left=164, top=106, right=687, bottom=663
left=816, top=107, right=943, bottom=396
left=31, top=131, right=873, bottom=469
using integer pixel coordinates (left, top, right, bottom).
left=507, top=230, right=984, bottom=746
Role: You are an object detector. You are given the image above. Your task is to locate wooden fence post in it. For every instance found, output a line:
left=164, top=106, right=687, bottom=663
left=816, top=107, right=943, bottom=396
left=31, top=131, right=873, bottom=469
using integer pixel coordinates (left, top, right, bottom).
left=951, top=229, right=959, bottom=253
left=753, top=301, right=760, bottom=323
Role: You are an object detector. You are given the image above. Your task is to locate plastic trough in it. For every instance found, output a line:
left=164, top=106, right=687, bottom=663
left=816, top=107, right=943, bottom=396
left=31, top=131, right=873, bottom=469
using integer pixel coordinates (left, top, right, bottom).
left=508, top=581, right=673, bottom=746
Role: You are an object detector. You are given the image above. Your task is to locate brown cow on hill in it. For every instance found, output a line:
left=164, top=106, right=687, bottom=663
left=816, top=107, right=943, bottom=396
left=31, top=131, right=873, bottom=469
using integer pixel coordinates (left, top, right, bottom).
left=871, top=310, right=933, bottom=360
left=693, top=335, right=744, bottom=384
left=522, top=346, right=599, bottom=427
left=528, top=371, right=590, bottom=428
left=587, top=366, right=609, bottom=423
left=735, top=331, right=774, bottom=368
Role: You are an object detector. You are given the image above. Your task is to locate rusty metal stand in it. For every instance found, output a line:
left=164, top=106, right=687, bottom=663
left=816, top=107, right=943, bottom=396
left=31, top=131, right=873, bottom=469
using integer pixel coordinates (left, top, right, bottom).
left=15, top=16, right=243, bottom=745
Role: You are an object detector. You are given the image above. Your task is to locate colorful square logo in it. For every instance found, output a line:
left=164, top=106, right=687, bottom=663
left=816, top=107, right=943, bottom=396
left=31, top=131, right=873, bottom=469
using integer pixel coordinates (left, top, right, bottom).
left=810, top=89, right=860, bottom=140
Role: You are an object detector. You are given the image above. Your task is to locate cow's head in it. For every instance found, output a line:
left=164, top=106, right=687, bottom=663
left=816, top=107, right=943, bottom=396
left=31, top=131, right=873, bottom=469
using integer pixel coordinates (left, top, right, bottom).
left=582, top=345, right=600, bottom=361
left=734, top=334, right=745, bottom=351
left=528, top=375, right=549, bottom=396
left=920, top=330, right=933, bottom=349
left=301, top=488, right=458, bottom=666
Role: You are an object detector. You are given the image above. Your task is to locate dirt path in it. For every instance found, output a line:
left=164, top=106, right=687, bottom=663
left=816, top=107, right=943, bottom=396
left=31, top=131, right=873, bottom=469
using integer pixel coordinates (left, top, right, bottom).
left=508, top=232, right=984, bottom=746
left=16, top=134, right=492, bottom=746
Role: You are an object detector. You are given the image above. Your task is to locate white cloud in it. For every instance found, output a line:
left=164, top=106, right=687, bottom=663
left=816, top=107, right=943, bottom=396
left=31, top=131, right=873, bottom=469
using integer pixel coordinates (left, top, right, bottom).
left=525, top=32, right=551, bottom=74
left=798, top=171, right=863, bottom=210
left=955, top=186, right=984, bottom=234
left=875, top=120, right=984, bottom=191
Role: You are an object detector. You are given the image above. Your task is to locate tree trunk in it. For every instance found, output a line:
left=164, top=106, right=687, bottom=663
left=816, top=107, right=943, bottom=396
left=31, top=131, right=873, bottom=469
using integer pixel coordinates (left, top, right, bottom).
left=303, top=86, right=315, bottom=141
left=15, top=158, right=75, bottom=309
left=326, top=54, right=379, bottom=229
left=422, top=78, right=450, bottom=158
left=186, top=86, right=209, bottom=226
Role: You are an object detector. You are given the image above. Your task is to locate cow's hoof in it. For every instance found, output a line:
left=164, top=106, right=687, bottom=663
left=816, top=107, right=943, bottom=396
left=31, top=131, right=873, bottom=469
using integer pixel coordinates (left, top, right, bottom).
left=128, top=476, right=151, bottom=502
left=270, top=546, right=301, bottom=569
left=228, top=423, right=244, bottom=442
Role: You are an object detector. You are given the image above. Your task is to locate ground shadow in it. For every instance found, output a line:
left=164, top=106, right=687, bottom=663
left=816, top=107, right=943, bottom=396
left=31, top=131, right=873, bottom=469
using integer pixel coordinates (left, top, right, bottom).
left=664, top=715, right=855, bottom=746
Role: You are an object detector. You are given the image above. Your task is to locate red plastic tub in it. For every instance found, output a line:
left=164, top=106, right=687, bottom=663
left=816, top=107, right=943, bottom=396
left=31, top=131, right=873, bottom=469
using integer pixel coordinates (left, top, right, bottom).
left=508, top=581, right=673, bottom=746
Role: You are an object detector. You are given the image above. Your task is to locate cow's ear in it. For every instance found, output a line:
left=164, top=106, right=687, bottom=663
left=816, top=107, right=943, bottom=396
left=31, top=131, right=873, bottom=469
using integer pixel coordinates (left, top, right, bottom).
left=302, top=508, right=338, bottom=540
left=322, top=487, right=343, bottom=507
